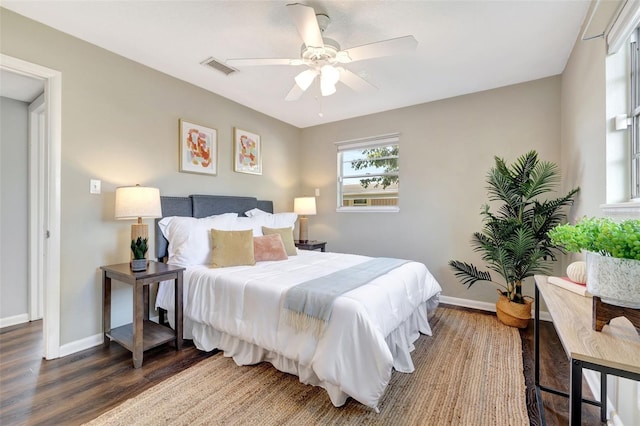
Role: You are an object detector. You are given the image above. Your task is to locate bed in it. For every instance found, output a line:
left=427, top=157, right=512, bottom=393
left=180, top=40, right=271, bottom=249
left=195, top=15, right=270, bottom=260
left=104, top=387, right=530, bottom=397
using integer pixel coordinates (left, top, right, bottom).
left=154, top=194, right=442, bottom=412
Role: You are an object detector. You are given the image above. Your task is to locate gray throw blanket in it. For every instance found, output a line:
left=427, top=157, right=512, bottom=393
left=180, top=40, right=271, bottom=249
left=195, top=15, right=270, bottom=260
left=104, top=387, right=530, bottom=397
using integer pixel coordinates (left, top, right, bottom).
left=283, top=257, right=410, bottom=335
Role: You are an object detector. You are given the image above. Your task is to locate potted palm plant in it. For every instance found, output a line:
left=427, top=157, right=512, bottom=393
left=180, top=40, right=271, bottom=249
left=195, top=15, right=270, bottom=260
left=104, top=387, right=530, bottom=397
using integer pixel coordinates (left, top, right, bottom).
left=131, top=236, right=148, bottom=272
left=549, top=217, right=640, bottom=308
left=449, top=151, right=579, bottom=327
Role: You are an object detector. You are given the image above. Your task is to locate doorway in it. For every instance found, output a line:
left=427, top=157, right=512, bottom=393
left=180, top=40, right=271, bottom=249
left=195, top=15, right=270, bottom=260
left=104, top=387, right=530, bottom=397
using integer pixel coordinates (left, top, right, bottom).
left=0, top=54, right=61, bottom=360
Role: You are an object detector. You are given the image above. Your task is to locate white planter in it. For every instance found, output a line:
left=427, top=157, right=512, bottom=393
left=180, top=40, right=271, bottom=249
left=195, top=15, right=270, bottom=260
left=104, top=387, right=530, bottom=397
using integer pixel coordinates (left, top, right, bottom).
left=586, top=251, right=640, bottom=308
left=131, top=258, right=147, bottom=272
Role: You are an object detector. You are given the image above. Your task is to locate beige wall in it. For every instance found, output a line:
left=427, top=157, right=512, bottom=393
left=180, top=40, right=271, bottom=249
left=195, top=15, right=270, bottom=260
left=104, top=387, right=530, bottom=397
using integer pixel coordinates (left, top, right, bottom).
left=300, top=77, right=564, bottom=304
left=0, top=97, right=29, bottom=320
left=0, top=9, right=301, bottom=344
left=0, top=6, right=613, bottom=345
left=560, top=32, right=640, bottom=424
left=560, top=37, right=607, bottom=220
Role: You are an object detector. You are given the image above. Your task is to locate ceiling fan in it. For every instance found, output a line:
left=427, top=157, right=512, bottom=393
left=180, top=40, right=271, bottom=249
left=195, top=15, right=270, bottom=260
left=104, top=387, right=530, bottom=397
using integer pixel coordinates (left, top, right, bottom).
left=225, top=3, right=418, bottom=101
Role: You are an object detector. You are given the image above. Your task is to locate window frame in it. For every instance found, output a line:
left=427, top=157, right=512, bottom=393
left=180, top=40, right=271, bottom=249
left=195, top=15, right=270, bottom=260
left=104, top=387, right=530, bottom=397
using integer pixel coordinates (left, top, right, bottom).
left=631, top=27, right=640, bottom=200
left=335, top=133, right=400, bottom=213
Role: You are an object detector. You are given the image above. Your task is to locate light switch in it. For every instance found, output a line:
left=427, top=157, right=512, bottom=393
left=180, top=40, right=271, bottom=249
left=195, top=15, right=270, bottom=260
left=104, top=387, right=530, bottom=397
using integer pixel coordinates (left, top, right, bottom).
left=315, top=188, right=320, bottom=197
left=90, top=179, right=101, bottom=194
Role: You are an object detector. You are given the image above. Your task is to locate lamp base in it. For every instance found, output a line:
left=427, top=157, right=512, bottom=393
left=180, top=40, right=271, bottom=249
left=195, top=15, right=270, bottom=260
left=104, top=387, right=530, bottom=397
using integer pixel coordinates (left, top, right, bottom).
left=298, top=216, right=309, bottom=243
left=131, top=223, right=149, bottom=260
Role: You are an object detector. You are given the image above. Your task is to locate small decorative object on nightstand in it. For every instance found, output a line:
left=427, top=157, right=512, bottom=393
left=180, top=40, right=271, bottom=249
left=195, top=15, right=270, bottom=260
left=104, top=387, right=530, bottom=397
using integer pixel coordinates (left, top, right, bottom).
left=100, top=261, right=185, bottom=368
left=130, top=236, right=148, bottom=272
left=294, top=240, right=326, bottom=252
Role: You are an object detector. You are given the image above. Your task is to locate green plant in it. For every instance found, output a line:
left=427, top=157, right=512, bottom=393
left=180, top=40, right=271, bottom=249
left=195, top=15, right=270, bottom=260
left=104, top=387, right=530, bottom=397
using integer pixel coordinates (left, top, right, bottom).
left=130, top=237, right=148, bottom=260
left=448, top=151, right=579, bottom=303
left=549, top=217, right=640, bottom=260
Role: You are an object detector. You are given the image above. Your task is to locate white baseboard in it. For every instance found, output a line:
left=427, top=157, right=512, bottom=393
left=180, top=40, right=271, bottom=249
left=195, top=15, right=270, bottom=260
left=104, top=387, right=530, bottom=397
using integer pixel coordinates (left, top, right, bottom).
left=538, top=310, right=553, bottom=322
left=59, top=333, right=103, bottom=358
left=439, top=295, right=553, bottom=322
left=58, top=314, right=160, bottom=358
left=439, top=295, right=497, bottom=312
left=0, top=313, right=29, bottom=328
left=583, top=369, right=618, bottom=423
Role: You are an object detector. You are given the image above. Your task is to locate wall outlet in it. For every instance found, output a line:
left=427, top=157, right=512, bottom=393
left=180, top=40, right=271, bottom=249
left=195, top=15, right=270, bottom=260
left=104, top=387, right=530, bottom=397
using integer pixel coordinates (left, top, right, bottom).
left=90, top=179, right=101, bottom=194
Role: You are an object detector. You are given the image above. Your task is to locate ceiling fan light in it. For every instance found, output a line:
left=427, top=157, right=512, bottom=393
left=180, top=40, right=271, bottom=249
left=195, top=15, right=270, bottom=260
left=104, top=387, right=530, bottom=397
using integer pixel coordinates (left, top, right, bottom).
left=294, top=69, right=318, bottom=91
left=320, top=79, right=336, bottom=97
left=320, top=64, right=340, bottom=85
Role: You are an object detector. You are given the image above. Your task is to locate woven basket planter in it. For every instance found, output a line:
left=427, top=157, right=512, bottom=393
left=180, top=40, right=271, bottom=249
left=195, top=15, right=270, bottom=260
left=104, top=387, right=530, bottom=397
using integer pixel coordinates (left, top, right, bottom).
left=496, top=293, right=533, bottom=328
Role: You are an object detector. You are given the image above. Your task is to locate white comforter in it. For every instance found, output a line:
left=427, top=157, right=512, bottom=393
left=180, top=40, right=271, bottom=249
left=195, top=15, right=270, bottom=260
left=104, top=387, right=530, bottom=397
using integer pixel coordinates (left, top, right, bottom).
left=156, top=250, right=441, bottom=410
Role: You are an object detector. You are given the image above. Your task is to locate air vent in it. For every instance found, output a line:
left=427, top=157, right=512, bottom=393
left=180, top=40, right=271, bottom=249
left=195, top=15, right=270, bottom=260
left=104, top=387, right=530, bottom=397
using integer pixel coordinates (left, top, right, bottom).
left=201, top=57, right=237, bottom=76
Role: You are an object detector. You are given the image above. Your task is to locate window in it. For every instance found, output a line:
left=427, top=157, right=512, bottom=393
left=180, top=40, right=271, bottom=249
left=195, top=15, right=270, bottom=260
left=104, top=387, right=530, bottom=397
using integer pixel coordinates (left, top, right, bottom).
left=335, top=133, right=399, bottom=212
left=631, top=27, right=640, bottom=199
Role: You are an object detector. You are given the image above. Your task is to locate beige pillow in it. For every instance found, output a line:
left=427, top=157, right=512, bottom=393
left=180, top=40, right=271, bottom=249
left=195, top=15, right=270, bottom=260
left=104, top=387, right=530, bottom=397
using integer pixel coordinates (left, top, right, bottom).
left=253, top=234, right=288, bottom=262
left=262, top=226, right=297, bottom=256
left=210, top=229, right=256, bottom=268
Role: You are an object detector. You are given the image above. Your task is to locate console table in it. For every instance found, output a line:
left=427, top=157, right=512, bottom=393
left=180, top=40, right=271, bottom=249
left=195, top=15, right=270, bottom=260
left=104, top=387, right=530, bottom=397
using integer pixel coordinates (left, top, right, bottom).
left=534, top=275, right=640, bottom=425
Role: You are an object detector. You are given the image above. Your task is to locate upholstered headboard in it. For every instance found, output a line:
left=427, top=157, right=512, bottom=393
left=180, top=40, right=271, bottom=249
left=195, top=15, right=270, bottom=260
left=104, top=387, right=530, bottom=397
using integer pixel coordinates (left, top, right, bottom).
left=155, top=194, right=274, bottom=260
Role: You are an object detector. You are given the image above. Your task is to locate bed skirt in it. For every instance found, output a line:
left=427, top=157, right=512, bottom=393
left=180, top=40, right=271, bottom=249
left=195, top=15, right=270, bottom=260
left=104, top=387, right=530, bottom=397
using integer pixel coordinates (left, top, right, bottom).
left=185, top=294, right=439, bottom=410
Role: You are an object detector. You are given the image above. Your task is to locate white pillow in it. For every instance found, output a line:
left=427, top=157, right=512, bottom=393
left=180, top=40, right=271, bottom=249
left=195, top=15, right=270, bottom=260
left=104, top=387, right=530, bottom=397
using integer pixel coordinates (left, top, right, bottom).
left=232, top=216, right=266, bottom=236
left=158, top=213, right=238, bottom=266
left=268, top=212, right=298, bottom=228
left=232, top=213, right=298, bottom=236
left=259, top=212, right=298, bottom=229
left=244, top=208, right=269, bottom=217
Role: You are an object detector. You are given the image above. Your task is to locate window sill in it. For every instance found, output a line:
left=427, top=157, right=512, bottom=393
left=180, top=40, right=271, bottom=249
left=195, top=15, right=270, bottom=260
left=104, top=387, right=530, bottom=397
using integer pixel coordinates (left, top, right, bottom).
left=600, top=201, right=640, bottom=219
left=336, top=206, right=400, bottom=213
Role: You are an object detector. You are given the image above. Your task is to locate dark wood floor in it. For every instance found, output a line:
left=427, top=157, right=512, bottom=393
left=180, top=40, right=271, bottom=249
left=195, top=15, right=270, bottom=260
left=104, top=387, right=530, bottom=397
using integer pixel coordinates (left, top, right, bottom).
left=519, top=317, right=601, bottom=425
left=0, top=307, right=601, bottom=426
left=0, top=321, right=214, bottom=425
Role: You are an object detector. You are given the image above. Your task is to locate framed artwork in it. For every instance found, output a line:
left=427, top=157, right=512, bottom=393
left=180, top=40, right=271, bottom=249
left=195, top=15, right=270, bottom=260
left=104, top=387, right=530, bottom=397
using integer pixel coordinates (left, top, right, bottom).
left=233, top=127, right=262, bottom=175
left=179, top=119, right=217, bottom=176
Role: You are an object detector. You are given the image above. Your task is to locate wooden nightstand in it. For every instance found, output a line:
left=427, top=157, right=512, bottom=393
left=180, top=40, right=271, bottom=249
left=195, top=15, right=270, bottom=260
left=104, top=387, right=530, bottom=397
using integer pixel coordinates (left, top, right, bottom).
left=100, top=261, right=185, bottom=368
left=294, top=240, right=327, bottom=252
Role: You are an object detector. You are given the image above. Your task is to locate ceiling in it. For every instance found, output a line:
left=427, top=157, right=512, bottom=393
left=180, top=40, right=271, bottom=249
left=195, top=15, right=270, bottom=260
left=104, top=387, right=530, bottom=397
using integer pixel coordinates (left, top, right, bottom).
left=2, top=1, right=595, bottom=128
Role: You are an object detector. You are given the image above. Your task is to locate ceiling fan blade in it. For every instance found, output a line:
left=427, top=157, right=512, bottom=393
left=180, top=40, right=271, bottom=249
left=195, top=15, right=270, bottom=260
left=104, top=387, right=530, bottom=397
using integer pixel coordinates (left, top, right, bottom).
left=226, top=58, right=298, bottom=67
left=339, top=68, right=377, bottom=93
left=339, top=35, right=418, bottom=63
left=287, top=3, right=324, bottom=49
left=285, top=84, right=305, bottom=101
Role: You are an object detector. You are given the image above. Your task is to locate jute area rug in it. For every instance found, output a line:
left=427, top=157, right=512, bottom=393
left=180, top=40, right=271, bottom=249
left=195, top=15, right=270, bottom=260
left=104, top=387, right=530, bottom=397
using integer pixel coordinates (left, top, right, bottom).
left=86, top=307, right=528, bottom=425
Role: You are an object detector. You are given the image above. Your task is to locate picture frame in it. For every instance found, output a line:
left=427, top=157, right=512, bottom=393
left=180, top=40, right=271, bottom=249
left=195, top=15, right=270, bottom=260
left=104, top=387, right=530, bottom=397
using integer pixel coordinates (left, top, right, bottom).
left=233, top=127, right=262, bottom=175
left=179, top=119, right=217, bottom=176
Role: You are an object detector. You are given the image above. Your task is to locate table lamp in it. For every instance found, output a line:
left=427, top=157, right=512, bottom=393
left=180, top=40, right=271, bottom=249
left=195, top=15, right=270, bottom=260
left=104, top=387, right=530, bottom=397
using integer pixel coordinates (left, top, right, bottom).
left=294, top=196, right=316, bottom=243
left=115, top=185, right=162, bottom=259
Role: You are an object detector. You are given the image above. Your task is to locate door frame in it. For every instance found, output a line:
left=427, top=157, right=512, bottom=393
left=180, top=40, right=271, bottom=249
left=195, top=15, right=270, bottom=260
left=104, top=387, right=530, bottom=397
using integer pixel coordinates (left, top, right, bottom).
left=29, top=93, right=45, bottom=321
left=1, top=54, right=61, bottom=360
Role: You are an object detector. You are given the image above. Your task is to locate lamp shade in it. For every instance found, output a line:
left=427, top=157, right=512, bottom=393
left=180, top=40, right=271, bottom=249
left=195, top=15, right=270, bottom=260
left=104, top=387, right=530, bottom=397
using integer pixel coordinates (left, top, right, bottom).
left=294, top=197, right=316, bottom=216
left=114, top=185, right=162, bottom=220
left=320, top=65, right=340, bottom=97
left=321, top=65, right=340, bottom=85
left=295, top=69, right=319, bottom=91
